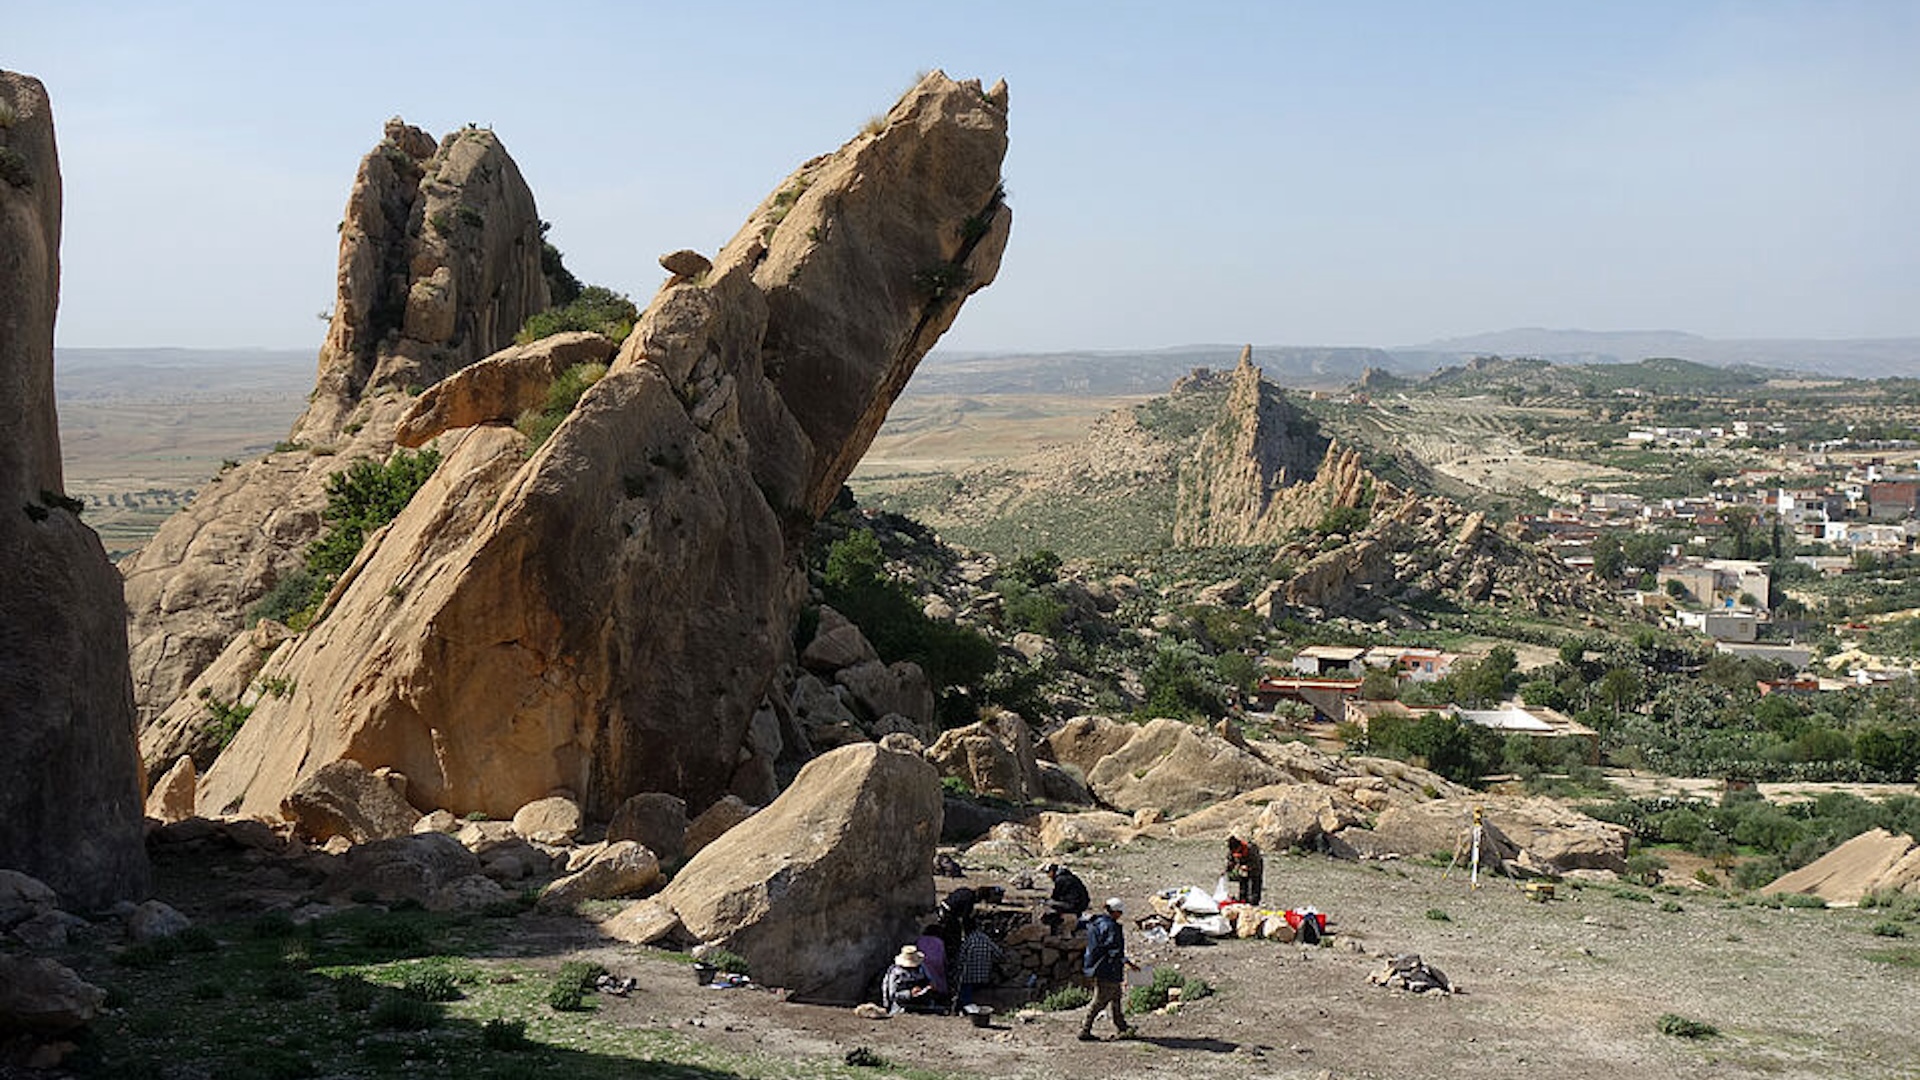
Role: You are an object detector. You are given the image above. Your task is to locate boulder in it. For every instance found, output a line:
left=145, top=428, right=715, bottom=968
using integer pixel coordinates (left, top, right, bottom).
left=1042, top=716, right=1139, bottom=780
left=1340, top=796, right=1628, bottom=875
left=684, top=795, right=756, bottom=858
left=0, top=869, right=59, bottom=931
left=652, top=743, right=941, bottom=1002
left=412, top=809, right=459, bottom=834
left=1083, top=718, right=1284, bottom=816
left=789, top=673, right=866, bottom=750
left=659, top=249, right=712, bottom=280
left=1765, top=828, right=1920, bottom=904
left=0, top=71, right=149, bottom=910
left=395, top=331, right=619, bottom=448
left=1035, top=760, right=1091, bottom=805
left=0, top=955, right=105, bottom=1033
left=121, top=118, right=552, bottom=734
left=12, top=909, right=87, bottom=950
left=327, top=832, right=482, bottom=904
left=606, top=792, right=688, bottom=862
left=1011, top=632, right=1056, bottom=663
left=125, top=900, right=190, bottom=943
left=800, top=606, right=880, bottom=673
left=424, top=873, right=509, bottom=913
left=599, top=897, right=685, bottom=946
left=145, top=755, right=197, bottom=823
left=1035, top=810, right=1137, bottom=854
left=511, top=796, right=583, bottom=845
left=941, top=795, right=1017, bottom=842
left=538, top=840, right=662, bottom=911
left=281, top=759, right=422, bottom=844
left=926, top=712, right=1043, bottom=803
left=835, top=660, right=934, bottom=733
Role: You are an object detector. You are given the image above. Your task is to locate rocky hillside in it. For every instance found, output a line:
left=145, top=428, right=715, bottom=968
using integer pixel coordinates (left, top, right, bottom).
left=0, top=70, right=149, bottom=907
left=190, top=72, right=1011, bottom=823
left=869, top=348, right=1618, bottom=623
left=121, top=118, right=553, bottom=741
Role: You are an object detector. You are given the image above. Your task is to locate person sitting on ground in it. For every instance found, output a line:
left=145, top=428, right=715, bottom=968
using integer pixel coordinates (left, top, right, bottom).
left=1041, top=863, right=1089, bottom=928
left=1078, top=897, right=1138, bottom=1041
left=881, top=944, right=938, bottom=1015
left=952, top=922, right=1004, bottom=1015
left=914, top=924, right=950, bottom=999
left=1225, top=835, right=1265, bottom=905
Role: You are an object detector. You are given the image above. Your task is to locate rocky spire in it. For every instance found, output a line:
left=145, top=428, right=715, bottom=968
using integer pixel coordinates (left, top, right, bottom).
left=0, top=70, right=149, bottom=907
left=196, top=71, right=1012, bottom=821
left=122, top=121, right=552, bottom=744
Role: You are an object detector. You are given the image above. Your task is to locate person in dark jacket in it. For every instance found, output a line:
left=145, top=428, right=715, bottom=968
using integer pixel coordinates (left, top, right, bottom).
left=1078, top=897, right=1136, bottom=1041
left=1225, top=835, right=1264, bottom=905
left=1042, top=863, right=1090, bottom=928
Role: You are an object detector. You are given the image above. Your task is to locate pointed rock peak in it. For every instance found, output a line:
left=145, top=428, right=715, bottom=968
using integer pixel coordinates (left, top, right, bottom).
left=1237, top=344, right=1255, bottom=370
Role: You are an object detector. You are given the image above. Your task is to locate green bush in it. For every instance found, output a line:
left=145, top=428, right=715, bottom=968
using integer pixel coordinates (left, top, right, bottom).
left=398, top=968, right=462, bottom=1002
left=368, top=994, right=441, bottom=1030
left=1656, top=1014, right=1719, bottom=1039
left=1038, top=985, right=1091, bottom=1011
left=1424, top=908, right=1451, bottom=922
left=482, top=1016, right=531, bottom=1051
left=516, top=285, right=637, bottom=345
left=274, top=449, right=442, bottom=627
left=1870, top=921, right=1907, bottom=938
left=515, top=362, right=607, bottom=449
left=1125, top=967, right=1210, bottom=1014
left=704, top=950, right=750, bottom=975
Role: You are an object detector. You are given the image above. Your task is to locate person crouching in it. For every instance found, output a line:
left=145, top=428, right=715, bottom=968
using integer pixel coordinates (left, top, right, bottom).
left=881, top=944, right=940, bottom=1015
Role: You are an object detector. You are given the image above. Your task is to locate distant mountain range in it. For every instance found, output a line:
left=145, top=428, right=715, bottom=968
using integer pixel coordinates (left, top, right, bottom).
left=53, top=330, right=1920, bottom=407
left=921, top=331, right=1920, bottom=395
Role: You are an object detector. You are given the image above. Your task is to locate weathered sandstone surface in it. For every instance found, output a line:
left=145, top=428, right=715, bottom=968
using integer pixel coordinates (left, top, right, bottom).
left=122, top=119, right=551, bottom=744
left=195, top=73, right=1009, bottom=821
left=0, top=71, right=149, bottom=908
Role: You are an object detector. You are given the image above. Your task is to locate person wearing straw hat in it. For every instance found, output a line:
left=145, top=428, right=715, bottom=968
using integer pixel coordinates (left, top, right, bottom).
left=882, top=943, right=938, bottom=1015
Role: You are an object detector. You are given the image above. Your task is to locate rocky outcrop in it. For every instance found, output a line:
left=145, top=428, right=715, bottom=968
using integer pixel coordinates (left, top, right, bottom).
left=637, top=743, right=941, bottom=1002
left=1174, top=347, right=1347, bottom=545
left=138, top=620, right=292, bottom=774
left=194, top=72, right=1009, bottom=821
left=1082, top=718, right=1285, bottom=817
left=0, top=71, right=149, bottom=909
left=926, top=712, right=1043, bottom=802
left=281, top=760, right=421, bottom=843
left=1765, top=828, right=1920, bottom=903
left=0, top=955, right=105, bottom=1034
left=120, top=119, right=552, bottom=733
left=394, top=331, right=617, bottom=448
left=1337, top=796, right=1631, bottom=875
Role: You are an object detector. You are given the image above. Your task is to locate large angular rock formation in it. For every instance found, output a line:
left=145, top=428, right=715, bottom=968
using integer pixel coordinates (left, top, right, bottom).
left=638, top=743, right=942, bottom=1002
left=121, top=119, right=551, bottom=746
left=1174, top=346, right=1352, bottom=545
left=0, top=71, right=149, bottom=907
left=195, top=72, right=1010, bottom=821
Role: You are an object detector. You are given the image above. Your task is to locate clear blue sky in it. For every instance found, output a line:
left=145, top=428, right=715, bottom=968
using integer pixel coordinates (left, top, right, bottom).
left=10, top=1, right=1917, bottom=352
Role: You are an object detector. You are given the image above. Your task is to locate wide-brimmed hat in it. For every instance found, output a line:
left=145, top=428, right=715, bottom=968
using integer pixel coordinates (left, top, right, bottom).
left=895, top=944, right=924, bottom=967
left=1104, top=897, right=1124, bottom=913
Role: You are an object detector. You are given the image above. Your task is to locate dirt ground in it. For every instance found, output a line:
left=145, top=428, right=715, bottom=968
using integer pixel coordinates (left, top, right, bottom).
left=506, top=837, right=1915, bottom=1080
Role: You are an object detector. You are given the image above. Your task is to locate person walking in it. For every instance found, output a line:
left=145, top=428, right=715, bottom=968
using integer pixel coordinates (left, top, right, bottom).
left=1078, top=897, right=1136, bottom=1041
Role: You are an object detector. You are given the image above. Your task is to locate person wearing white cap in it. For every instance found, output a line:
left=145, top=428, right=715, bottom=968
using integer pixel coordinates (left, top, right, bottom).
left=1078, top=897, right=1138, bottom=1040
left=882, top=943, right=937, bottom=1015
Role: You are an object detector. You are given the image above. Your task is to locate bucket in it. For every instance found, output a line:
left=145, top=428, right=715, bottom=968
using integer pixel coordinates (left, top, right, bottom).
left=964, top=1004, right=994, bottom=1028
left=692, top=962, right=717, bottom=986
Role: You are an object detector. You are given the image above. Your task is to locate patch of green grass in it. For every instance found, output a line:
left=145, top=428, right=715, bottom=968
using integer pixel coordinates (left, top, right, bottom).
left=1038, top=985, right=1091, bottom=1011
left=368, top=992, right=442, bottom=1030
left=1869, top=921, right=1907, bottom=938
left=1424, top=908, right=1452, bottom=922
left=1866, top=946, right=1920, bottom=968
left=1656, top=1014, right=1719, bottom=1039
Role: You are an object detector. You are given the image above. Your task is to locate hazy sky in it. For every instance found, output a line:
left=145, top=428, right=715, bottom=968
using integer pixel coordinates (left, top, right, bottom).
left=10, top=2, right=1917, bottom=353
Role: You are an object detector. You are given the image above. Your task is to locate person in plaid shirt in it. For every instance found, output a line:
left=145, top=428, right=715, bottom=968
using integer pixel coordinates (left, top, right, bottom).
left=952, top=922, right=1004, bottom=1014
